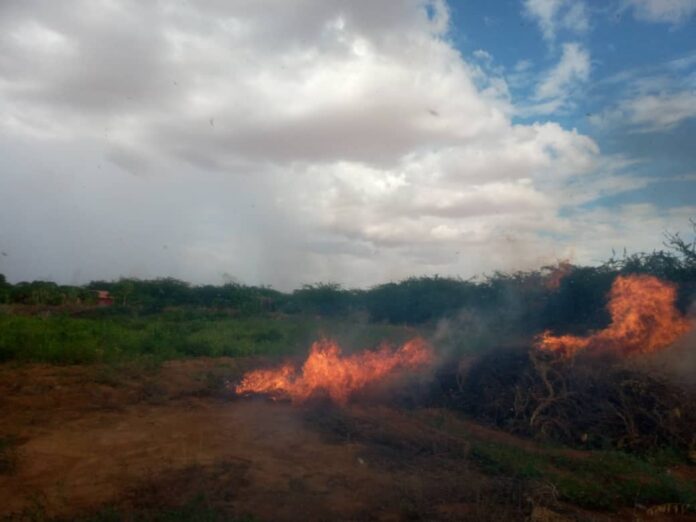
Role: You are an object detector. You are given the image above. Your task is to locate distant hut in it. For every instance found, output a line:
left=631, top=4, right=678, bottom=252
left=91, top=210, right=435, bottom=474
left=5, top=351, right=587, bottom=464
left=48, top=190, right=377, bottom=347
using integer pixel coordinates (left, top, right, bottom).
left=96, top=290, right=114, bottom=307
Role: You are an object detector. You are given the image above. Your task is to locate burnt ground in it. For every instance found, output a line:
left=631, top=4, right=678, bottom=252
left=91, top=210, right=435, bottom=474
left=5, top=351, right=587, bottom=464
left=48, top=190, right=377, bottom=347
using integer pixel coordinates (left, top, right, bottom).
left=1, top=360, right=695, bottom=522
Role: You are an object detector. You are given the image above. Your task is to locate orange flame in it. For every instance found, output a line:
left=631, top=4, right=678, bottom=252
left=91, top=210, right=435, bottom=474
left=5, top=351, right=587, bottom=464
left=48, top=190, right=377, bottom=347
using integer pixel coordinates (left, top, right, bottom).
left=536, top=274, right=692, bottom=357
left=235, top=337, right=434, bottom=404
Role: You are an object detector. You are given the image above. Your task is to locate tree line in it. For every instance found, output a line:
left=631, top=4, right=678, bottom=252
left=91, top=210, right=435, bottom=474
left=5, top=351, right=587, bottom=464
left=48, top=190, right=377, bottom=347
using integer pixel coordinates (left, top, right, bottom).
left=1, top=225, right=694, bottom=335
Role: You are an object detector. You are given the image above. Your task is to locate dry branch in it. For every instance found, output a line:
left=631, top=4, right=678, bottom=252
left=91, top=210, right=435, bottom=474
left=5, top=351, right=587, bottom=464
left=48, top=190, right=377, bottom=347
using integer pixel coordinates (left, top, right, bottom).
left=443, top=348, right=696, bottom=453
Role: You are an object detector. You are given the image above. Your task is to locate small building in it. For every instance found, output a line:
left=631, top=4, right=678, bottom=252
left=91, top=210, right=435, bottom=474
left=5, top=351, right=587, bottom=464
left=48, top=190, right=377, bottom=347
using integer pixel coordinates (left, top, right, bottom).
left=96, top=290, right=114, bottom=307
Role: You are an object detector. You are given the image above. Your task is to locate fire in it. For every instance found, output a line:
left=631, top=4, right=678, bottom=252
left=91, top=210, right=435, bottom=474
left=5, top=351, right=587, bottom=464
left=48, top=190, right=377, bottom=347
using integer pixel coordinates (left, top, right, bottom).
left=536, top=274, right=692, bottom=357
left=235, top=337, right=434, bottom=404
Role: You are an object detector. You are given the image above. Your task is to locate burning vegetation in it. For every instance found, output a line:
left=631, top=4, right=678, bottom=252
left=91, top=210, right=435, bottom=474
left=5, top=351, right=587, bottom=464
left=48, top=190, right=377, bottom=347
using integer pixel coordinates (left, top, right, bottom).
left=233, top=271, right=696, bottom=456
left=232, top=269, right=696, bottom=465
left=536, top=274, right=693, bottom=357
left=441, top=273, right=696, bottom=455
left=235, top=337, right=434, bottom=404
left=4, top=241, right=696, bottom=518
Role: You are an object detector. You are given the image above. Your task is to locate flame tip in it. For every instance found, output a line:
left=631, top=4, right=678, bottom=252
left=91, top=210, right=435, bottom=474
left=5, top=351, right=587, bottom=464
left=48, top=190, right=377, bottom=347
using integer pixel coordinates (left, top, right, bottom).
left=535, top=274, right=692, bottom=358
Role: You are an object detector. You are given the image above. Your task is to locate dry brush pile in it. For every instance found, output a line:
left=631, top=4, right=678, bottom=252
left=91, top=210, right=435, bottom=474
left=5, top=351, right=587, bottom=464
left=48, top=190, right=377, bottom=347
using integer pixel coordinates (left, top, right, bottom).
left=435, top=347, right=696, bottom=455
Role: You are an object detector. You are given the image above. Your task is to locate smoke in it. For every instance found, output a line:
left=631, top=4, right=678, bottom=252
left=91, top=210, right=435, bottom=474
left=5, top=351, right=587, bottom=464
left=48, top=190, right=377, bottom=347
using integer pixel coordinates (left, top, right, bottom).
left=654, top=302, right=696, bottom=391
left=431, top=311, right=493, bottom=359
left=431, top=308, right=527, bottom=366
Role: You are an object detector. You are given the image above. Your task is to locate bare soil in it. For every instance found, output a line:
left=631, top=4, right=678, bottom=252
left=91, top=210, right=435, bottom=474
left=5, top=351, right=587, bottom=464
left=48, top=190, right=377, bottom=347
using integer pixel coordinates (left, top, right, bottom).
left=1, top=360, right=694, bottom=521
left=0, top=360, right=475, bottom=520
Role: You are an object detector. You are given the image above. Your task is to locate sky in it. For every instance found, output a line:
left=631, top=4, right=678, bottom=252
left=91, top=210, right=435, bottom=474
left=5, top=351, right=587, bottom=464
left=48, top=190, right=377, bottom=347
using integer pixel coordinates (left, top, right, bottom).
left=0, top=0, right=695, bottom=290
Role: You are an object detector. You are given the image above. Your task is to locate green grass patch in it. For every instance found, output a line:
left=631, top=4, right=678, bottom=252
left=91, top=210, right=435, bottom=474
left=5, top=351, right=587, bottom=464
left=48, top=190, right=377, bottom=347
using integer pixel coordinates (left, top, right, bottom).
left=470, top=441, right=545, bottom=479
left=0, top=312, right=416, bottom=365
left=470, top=440, right=696, bottom=510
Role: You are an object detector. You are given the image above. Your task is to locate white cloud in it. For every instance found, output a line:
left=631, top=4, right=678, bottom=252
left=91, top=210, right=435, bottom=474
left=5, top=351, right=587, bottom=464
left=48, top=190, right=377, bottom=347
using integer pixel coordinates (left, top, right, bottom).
left=552, top=203, right=696, bottom=265
left=520, top=42, right=590, bottom=115
left=591, top=50, right=696, bottom=132
left=515, top=59, right=533, bottom=72
left=592, top=90, right=696, bottom=132
left=473, top=49, right=493, bottom=63
left=0, top=0, right=679, bottom=289
left=562, top=3, right=590, bottom=33
left=524, top=0, right=563, bottom=41
left=627, top=0, right=696, bottom=24
left=536, top=43, right=591, bottom=99
left=523, top=0, right=589, bottom=42
left=624, top=91, right=696, bottom=130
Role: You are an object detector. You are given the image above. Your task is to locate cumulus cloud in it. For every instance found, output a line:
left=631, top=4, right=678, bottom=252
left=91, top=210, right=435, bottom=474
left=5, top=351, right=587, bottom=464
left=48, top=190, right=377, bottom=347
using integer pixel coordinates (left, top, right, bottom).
left=626, top=0, right=696, bottom=24
left=0, top=0, right=687, bottom=289
left=523, top=0, right=589, bottom=42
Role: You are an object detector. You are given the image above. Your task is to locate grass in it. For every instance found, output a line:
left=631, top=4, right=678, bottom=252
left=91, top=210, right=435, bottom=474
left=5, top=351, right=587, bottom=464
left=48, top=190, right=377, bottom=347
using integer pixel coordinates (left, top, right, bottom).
left=470, top=439, right=696, bottom=510
left=0, top=310, right=417, bottom=365
left=470, top=441, right=545, bottom=480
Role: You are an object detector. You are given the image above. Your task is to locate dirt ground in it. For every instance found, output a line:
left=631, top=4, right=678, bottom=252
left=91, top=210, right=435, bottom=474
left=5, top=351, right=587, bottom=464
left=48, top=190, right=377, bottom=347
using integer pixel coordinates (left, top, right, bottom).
left=0, top=359, right=473, bottom=521
left=1, top=360, right=694, bottom=521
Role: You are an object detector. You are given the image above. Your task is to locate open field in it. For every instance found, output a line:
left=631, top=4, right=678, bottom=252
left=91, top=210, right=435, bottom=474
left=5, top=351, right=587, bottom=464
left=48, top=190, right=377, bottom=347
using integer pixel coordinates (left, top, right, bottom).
left=1, top=357, right=695, bottom=521
left=2, top=243, right=696, bottom=520
left=0, top=312, right=420, bottom=365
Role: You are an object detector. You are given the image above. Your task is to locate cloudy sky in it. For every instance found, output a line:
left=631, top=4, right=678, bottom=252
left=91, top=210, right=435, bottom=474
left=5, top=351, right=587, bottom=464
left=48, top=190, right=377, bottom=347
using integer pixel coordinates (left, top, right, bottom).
left=0, top=0, right=695, bottom=289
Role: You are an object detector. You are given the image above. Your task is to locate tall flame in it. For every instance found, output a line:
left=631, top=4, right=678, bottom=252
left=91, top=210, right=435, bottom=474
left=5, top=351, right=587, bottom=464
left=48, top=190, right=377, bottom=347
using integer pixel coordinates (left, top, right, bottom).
left=536, top=274, right=692, bottom=357
left=235, top=337, right=434, bottom=404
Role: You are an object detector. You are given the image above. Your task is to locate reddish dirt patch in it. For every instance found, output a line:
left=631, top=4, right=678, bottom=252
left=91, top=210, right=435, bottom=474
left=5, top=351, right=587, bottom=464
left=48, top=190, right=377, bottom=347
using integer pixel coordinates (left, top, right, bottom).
left=1, top=361, right=406, bottom=520
left=3, top=360, right=515, bottom=521
left=3, top=399, right=393, bottom=519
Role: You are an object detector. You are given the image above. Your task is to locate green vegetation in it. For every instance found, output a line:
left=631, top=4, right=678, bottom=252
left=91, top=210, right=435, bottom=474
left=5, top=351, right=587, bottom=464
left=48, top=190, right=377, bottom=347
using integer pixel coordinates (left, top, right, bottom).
left=0, top=311, right=414, bottom=364
left=470, top=440, right=696, bottom=510
left=0, top=224, right=694, bottom=364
